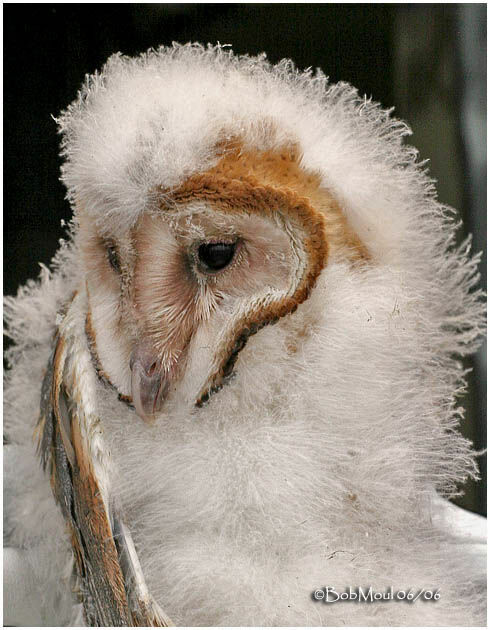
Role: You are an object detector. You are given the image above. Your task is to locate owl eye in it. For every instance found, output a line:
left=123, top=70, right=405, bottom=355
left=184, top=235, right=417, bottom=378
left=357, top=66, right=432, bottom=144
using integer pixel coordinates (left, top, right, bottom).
left=106, top=242, right=121, bottom=274
left=198, top=242, right=237, bottom=272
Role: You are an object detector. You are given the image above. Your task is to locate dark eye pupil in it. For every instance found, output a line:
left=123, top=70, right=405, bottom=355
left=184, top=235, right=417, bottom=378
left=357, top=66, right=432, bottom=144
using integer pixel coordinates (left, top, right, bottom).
left=198, top=242, right=236, bottom=271
left=107, top=244, right=120, bottom=273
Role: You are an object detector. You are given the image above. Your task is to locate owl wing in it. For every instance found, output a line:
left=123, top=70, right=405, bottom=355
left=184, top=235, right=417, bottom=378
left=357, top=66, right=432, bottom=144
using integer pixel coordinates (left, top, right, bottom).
left=36, top=292, right=172, bottom=627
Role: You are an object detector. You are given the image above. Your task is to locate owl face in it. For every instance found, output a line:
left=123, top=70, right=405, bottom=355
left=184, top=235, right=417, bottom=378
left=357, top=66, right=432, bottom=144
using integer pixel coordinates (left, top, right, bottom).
left=79, top=145, right=367, bottom=422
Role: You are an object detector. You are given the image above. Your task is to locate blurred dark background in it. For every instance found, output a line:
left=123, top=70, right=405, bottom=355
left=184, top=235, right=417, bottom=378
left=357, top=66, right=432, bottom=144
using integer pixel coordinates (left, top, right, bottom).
left=3, top=4, right=486, bottom=515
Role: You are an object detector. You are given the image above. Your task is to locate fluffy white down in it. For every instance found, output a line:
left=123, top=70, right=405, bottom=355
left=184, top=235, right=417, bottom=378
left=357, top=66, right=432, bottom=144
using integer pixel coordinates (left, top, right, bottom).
left=4, top=44, right=486, bottom=626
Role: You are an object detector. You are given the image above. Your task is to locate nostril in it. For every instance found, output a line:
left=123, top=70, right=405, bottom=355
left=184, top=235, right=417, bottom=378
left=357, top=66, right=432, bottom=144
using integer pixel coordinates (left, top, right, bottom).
left=130, top=343, right=160, bottom=378
left=147, top=361, right=158, bottom=377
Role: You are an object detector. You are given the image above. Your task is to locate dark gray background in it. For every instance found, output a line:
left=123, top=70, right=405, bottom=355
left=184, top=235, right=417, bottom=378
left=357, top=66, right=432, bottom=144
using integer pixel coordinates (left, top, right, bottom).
left=4, top=3, right=486, bottom=515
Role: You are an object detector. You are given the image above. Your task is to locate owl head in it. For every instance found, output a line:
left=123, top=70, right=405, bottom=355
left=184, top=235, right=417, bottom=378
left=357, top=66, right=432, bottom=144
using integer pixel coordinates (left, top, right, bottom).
left=57, top=43, right=482, bottom=438
left=59, top=46, right=376, bottom=424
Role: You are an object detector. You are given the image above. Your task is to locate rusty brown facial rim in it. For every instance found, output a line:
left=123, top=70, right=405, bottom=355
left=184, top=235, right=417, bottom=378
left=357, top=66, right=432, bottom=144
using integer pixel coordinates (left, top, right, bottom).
left=85, top=305, right=135, bottom=407
left=158, top=173, right=329, bottom=406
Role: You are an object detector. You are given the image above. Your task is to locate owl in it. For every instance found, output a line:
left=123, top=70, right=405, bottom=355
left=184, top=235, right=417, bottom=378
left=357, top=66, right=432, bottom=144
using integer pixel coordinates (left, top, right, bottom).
left=4, top=44, right=486, bottom=626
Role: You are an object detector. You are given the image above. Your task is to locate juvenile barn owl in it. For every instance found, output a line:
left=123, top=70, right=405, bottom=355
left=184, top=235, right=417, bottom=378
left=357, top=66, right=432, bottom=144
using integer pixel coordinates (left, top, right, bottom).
left=4, top=44, right=486, bottom=626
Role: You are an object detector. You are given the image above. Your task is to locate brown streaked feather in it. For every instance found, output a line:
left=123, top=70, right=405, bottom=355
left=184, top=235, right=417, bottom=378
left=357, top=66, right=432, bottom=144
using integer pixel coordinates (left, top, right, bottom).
left=71, top=413, right=131, bottom=625
left=38, top=326, right=172, bottom=626
left=37, top=340, right=57, bottom=471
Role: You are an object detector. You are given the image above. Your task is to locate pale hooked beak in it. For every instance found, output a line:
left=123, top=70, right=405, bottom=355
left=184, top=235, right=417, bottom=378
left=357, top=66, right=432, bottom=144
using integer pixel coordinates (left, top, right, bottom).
left=130, top=343, right=170, bottom=424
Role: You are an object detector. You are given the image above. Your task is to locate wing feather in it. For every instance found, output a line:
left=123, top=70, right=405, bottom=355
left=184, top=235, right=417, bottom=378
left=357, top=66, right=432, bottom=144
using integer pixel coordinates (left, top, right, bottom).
left=38, top=293, right=172, bottom=626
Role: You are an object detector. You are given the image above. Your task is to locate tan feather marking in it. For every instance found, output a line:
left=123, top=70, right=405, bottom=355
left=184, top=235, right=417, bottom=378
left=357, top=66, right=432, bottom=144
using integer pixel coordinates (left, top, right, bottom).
left=206, top=144, right=370, bottom=261
left=159, top=145, right=369, bottom=403
left=159, top=149, right=335, bottom=404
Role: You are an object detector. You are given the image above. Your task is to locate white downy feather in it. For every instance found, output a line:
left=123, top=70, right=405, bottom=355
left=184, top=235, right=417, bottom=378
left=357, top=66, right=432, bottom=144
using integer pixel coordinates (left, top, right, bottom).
left=4, top=44, right=486, bottom=626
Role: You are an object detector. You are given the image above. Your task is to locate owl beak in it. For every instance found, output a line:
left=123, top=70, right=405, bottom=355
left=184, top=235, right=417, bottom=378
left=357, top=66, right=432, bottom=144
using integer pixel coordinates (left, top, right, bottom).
left=130, top=345, right=169, bottom=424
